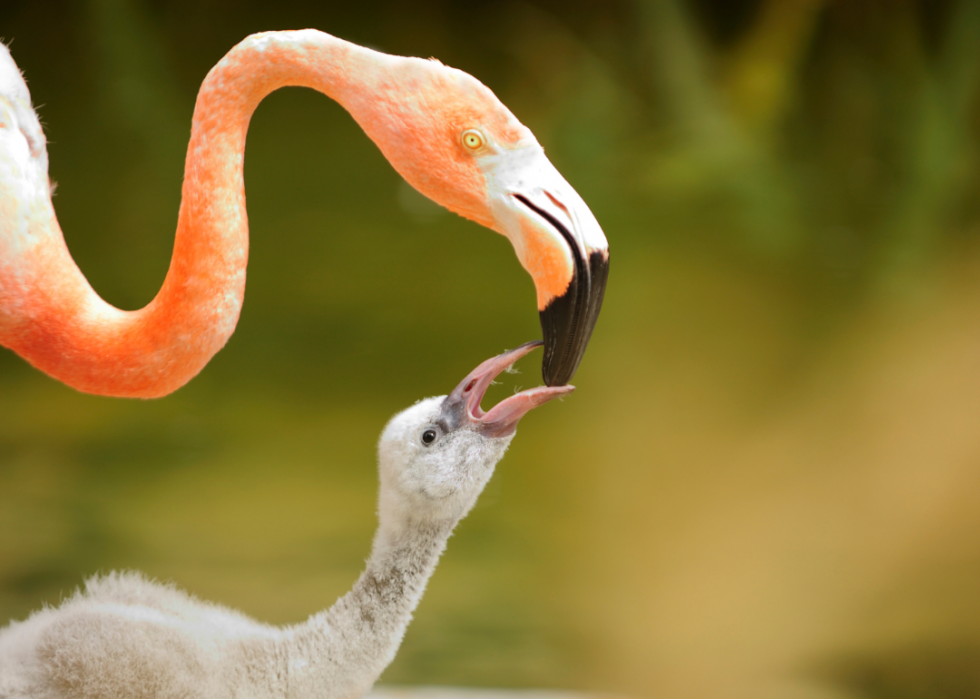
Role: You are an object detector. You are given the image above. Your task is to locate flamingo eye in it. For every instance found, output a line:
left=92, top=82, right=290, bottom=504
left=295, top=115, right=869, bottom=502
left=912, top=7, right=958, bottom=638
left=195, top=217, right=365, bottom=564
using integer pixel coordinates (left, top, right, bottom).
left=421, top=429, right=438, bottom=445
left=461, top=129, right=486, bottom=151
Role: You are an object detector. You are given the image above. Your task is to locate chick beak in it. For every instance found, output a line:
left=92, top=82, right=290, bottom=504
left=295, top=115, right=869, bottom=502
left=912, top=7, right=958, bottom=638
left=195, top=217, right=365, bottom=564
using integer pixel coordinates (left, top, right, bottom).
left=440, top=340, right=575, bottom=438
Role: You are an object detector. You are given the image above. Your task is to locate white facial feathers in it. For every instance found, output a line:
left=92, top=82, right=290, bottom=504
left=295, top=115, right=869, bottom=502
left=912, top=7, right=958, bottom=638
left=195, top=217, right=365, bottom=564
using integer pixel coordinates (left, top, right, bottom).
left=377, top=397, right=513, bottom=525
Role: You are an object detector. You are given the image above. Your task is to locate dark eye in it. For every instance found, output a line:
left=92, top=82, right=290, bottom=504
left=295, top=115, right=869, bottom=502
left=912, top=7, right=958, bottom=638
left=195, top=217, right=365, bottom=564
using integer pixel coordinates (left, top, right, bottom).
left=421, top=429, right=437, bottom=445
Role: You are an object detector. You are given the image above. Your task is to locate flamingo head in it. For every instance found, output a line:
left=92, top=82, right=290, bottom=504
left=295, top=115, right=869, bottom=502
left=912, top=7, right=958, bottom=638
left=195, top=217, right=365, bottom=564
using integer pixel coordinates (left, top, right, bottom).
left=342, top=52, right=609, bottom=387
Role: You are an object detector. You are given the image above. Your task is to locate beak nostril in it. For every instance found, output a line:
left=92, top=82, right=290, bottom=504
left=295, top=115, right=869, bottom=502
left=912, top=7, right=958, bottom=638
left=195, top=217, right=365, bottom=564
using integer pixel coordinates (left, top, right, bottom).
left=543, top=190, right=569, bottom=215
left=464, top=379, right=477, bottom=393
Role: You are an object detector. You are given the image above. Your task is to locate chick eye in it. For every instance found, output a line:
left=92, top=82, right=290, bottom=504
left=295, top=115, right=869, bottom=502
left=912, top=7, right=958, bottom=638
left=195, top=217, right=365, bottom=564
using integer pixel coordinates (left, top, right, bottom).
left=461, top=129, right=486, bottom=151
left=421, top=429, right=438, bottom=445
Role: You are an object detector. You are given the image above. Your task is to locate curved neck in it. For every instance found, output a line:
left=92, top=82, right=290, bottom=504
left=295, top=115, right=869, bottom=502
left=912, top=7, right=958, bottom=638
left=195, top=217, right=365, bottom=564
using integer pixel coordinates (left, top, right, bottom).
left=0, top=31, right=389, bottom=397
left=286, top=517, right=455, bottom=697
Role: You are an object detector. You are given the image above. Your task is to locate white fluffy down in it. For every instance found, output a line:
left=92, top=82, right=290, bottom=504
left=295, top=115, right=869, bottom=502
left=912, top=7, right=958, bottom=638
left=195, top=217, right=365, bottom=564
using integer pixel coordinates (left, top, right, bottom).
left=0, top=397, right=515, bottom=699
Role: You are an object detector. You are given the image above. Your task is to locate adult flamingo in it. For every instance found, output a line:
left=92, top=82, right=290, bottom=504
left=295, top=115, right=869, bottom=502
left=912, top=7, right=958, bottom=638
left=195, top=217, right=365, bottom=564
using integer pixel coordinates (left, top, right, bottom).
left=0, top=30, right=608, bottom=397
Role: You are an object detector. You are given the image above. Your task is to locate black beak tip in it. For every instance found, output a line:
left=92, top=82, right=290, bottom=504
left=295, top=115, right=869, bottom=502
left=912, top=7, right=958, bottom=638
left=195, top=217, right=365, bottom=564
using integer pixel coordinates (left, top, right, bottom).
left=539, top=250, right=609, bottom=387
left=541, top=337, right=580, bottom=387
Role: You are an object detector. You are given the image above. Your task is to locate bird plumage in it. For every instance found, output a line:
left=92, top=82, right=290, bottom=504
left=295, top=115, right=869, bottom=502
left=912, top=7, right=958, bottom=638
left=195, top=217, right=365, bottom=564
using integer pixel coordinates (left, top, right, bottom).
left=0, top=344, right=572, bottom=699
left=0, top=31, right=608, bottom=395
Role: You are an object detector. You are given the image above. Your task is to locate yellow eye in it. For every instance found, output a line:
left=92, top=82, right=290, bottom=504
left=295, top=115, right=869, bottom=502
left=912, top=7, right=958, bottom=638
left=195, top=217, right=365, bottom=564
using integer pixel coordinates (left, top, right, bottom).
left=461, top=129, right=486, bottom=151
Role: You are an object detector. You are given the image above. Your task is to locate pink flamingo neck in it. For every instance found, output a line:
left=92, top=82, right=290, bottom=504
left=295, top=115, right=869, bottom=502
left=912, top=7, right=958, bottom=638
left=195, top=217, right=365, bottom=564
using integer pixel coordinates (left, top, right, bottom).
left=0, top=31, right=384, bottom=397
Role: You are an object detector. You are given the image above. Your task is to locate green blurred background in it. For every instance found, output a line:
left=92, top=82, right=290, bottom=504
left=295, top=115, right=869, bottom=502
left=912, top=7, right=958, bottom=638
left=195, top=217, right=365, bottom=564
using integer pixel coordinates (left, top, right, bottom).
left=3, top=1, right=980, bottom=697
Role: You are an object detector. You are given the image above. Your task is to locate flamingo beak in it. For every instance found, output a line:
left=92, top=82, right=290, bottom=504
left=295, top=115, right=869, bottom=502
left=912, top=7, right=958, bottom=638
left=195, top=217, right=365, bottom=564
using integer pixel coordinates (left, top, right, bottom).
left=440, top=340, right=575, bottom=438
left=485, top=147, right=609, bottom=387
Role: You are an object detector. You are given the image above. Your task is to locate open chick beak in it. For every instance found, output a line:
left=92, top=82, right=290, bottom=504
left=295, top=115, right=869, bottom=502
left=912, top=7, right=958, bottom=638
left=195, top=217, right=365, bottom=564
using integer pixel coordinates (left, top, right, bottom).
left=485, top=147, right=609, bottom=387
left=440, top=340, right=575, bottom=438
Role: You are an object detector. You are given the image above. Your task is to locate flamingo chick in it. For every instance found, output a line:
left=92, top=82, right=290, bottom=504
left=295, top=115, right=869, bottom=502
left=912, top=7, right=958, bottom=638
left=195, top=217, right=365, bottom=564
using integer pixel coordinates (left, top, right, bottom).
left=0, top=341, right=572, bottom=699
left=0, top=31, right=608, bottom=396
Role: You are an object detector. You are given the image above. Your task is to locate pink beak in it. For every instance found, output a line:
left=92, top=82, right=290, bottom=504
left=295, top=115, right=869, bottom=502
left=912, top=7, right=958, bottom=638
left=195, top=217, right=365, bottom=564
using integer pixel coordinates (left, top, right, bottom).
left=441, top=341, right=575, bottom=438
